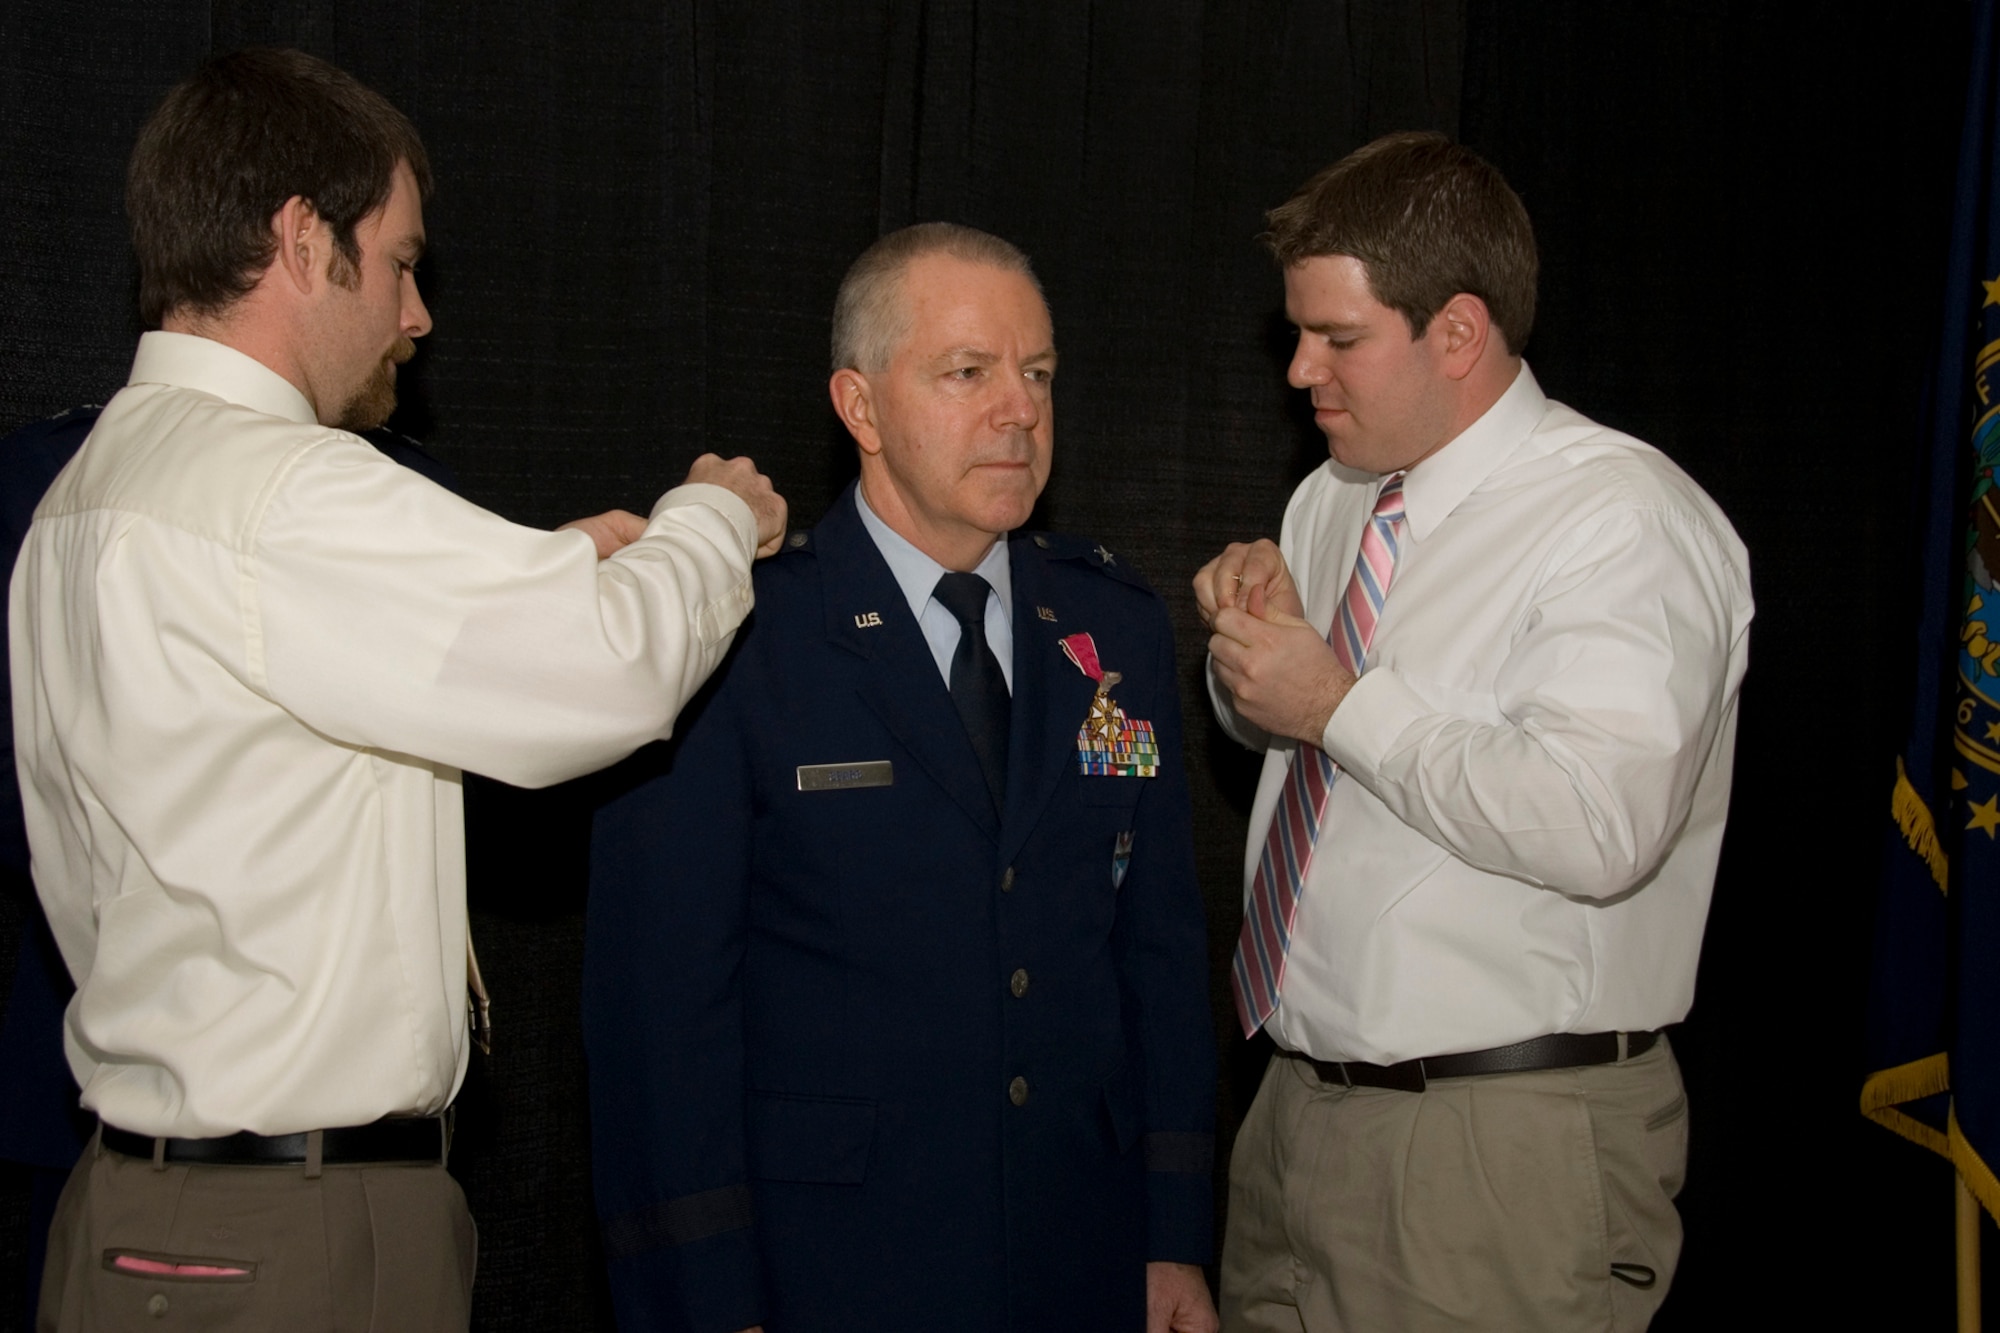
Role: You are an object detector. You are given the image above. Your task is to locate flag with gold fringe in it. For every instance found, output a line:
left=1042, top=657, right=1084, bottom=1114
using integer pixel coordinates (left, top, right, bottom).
left=1862, top=0, right=2000, bottom=1220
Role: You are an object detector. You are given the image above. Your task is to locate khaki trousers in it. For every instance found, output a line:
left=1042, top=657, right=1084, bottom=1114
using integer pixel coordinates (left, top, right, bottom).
left=1221, top=1038, right=1688, bottom=1333
left=38, top=1130, right=476, bottom=1332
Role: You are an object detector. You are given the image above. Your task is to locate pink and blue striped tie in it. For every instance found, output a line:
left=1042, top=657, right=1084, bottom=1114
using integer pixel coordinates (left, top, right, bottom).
left=1231, top=474, right=1407, bottom=1037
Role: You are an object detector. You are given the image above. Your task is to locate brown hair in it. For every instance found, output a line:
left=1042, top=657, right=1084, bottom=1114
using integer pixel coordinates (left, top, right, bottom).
left=1264, top=132, right=1537, bottom=353
left=127, top=48, right=433, bottom=328
left=831, top=222, right=1041, bottom=372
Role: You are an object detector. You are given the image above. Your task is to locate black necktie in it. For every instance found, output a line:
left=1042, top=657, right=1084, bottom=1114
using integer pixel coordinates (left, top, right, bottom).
left=933, top=571, right=1010, bottom=808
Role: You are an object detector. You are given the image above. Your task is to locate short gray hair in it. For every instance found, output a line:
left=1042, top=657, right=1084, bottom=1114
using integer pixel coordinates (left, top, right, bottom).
left=830, top=222, right=1041, bottom=372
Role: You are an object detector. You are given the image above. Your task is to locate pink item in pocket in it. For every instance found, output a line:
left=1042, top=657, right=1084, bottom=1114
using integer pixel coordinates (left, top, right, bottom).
left=111, top=1255, right=251, bottom=1277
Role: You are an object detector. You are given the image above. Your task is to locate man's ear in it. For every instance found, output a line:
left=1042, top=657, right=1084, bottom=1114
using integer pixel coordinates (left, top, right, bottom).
left=830, top=368, right=883, bottom=456
left=1433, top=292, right=1493, bottom=381
left=269, top=195, right=327, bottom=298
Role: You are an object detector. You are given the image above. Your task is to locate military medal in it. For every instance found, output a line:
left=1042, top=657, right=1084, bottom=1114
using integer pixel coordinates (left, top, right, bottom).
left=1059, top=632, right=1159, bottom=777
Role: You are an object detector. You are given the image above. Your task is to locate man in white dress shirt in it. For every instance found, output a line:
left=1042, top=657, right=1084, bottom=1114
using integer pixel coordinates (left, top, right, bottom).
left=16, top=49, right=784, bottom=1331
left=1196, top=133, right=1752, bottom=1331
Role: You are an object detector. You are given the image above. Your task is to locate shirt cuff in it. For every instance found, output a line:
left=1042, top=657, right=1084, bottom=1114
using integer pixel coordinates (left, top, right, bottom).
left=1204, top=654, right=1271, bottom=752
left=650, top=481, right=758, bottom=564
left=1321, top=667, right=1429, bottom=775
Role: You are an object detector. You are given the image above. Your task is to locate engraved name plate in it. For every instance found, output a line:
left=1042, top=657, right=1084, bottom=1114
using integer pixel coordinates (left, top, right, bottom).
left=796, top=761, right=895, bottom=792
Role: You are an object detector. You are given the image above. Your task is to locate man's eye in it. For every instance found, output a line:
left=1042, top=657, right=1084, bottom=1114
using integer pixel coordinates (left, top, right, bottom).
left=950, top=366, right=980, bottom=380
left=1025, top=368, right=1053, bottom=384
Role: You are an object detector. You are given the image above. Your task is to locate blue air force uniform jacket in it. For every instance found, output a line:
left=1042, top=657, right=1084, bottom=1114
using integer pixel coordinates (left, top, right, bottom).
left=583, top=484, right=1215, bottom=1333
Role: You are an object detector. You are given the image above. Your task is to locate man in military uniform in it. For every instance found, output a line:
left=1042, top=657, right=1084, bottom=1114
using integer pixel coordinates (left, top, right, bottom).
left=584, top=224, right=1218, bottom=1333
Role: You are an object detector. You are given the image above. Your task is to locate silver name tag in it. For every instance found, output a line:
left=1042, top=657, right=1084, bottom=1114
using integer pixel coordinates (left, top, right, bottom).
left=796, top=761, right=894, bottom=792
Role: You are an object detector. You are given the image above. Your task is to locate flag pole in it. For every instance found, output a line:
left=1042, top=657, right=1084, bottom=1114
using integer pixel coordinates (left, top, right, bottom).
left=1960, top=1175, right=1982, bottom=1333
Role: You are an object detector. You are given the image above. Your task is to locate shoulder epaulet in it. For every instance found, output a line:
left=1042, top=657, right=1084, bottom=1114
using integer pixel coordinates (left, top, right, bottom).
left=0, top=404, right=103, bottom=450
left=1018, top=530, right=1154, bottom=591
left=352, top=427, right=462, bottom=495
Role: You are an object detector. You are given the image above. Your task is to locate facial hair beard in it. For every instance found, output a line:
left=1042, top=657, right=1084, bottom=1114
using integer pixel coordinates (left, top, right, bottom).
left=334, top=338, right=416, bottom=432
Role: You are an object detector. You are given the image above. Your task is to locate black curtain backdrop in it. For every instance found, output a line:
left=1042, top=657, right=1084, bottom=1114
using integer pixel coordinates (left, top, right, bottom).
left=0, top=2, right=1975, bottom=1328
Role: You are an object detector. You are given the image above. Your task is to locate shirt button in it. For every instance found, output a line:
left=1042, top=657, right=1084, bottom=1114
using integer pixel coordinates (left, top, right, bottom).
left=1008, top=1076, right=1029, bottom=1106
left=1010, top=968, right=1030, bottom=998
left=1000, top=867, right=1015, bottom=893
left=148, top=1294, right=169, bottom=1318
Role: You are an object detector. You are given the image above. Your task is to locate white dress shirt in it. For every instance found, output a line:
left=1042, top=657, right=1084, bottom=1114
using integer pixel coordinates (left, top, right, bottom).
left=854, top=482, right=1015, bottom=691
left=1211, top=364, right=1753, bottom=1065
left=12, top=332, right=758, bottom=1137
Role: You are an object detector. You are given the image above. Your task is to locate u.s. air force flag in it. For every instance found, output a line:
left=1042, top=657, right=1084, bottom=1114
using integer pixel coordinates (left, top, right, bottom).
left=1862, top=0, right=2000, bottom=1218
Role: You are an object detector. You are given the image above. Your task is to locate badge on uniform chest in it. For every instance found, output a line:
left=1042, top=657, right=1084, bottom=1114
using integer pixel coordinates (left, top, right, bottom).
left=1060, top=632, right=1159, bottom=777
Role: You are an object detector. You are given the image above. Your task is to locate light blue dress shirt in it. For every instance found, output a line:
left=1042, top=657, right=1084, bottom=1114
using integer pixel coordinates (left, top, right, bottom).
left=854, top=484, right=1014, bottom=693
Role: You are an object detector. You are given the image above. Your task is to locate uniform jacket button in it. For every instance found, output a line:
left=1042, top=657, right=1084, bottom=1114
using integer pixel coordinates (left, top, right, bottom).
left=1008, top=1076, right=1029, bottom=1106
left=1010, top=968, right=1030, bottom=998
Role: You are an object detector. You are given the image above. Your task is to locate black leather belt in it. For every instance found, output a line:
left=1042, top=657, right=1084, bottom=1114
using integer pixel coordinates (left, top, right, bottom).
left=1289, top=1030, right=1659, bottom=1094
left=101, top=1115, right=449, bottom=1167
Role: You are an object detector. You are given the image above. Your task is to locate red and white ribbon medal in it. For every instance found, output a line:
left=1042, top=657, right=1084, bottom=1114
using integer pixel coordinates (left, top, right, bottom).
left=1060, top=633, right=1159, bottom=777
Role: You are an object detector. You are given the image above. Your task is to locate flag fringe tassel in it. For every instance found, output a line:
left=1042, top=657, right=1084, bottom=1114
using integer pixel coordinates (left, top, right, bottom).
left=1894, top=756, right=1951, bottom=892
left=1952, top=1106, right=2000, bottom=1224
left=1862, top=1053, right=1952, bottom=1156
left=1859, top=1056, right=2000, bottom=1222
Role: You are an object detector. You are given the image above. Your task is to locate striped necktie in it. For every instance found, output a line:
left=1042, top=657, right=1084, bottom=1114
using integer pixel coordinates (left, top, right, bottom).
left=1231, top=474, right=1407, bottom=1037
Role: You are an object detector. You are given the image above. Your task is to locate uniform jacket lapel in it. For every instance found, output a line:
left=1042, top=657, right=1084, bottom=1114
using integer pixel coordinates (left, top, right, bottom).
left=999, top=537, right=1097, bottom=865
left=817, top=489, right=1001, bottom=840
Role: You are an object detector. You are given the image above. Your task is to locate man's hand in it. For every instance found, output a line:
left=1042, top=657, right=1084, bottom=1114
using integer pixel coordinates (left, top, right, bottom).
left=557, top=509, right=649, bottom=560
left=1209, top=605, right=1355, bottom=744
left=1194, top=539, right=1303, bottom=628
left=686, top=453, right=788, bottom=557
left=1146, top=1261, right=1219, bottom=1333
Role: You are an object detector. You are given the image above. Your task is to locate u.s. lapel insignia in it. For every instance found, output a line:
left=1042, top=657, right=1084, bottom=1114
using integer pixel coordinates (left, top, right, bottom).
left=1059, top=632, right=1159, bottom=777
left=1037, top=606, right=1057, bottom=622
left=1113, top=830, right=1135, bottom=889
left=853, top=611, right=884, bottom=628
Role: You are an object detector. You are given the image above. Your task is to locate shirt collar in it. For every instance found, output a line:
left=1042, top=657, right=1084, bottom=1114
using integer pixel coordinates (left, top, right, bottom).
left=854, top=483, right=1014, bottom=624
left=126, top=331, right=319, bottom=426
left=1398, top=361, right=1547, bottom=542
